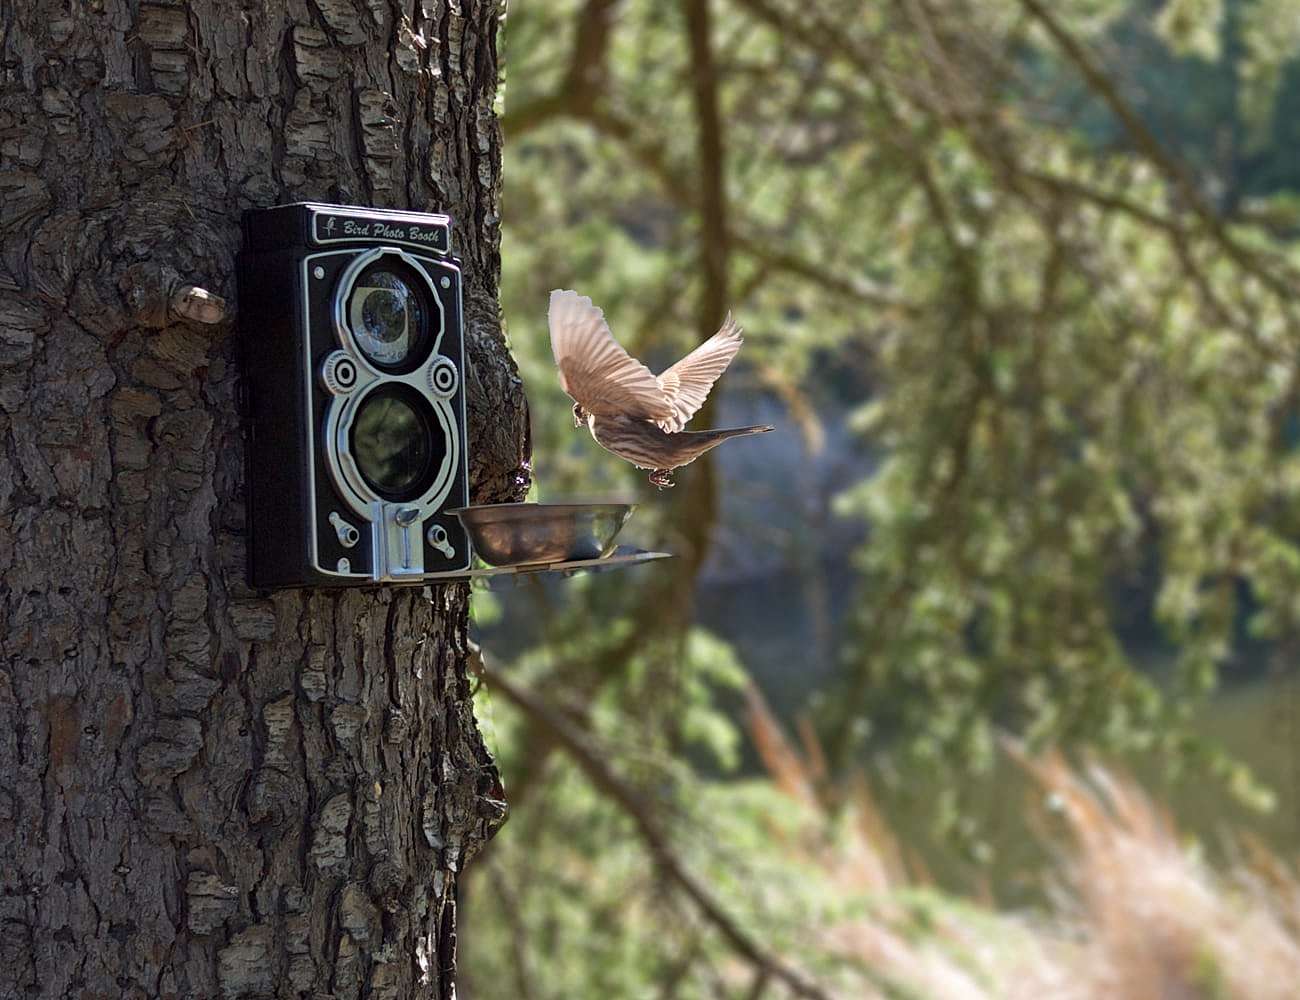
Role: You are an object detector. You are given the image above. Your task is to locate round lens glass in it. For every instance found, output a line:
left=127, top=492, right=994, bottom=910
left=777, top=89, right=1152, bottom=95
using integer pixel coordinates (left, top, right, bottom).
left=348, top=268, right=427, bottom=369
left=350, top=387, right=442, bottom=500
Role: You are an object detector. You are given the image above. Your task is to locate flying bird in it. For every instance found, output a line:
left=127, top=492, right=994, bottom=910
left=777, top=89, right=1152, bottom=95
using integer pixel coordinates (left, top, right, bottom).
left=548, top=289, right=773, bottom=488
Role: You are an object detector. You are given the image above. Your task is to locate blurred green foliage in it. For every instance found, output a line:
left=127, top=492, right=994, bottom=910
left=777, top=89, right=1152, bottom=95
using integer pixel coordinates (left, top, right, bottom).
left=461, top=0, right=1300, bottom=995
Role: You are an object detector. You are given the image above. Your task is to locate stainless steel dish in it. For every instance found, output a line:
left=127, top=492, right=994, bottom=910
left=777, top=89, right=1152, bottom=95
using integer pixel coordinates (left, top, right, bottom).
left=449, top=502, right=636, bottom=567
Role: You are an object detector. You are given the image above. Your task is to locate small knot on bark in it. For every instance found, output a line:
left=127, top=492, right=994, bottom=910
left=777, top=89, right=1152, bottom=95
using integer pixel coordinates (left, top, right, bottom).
left=171, top=284, right=227, bottom=325
left=120, top=263, right=228, bottom=329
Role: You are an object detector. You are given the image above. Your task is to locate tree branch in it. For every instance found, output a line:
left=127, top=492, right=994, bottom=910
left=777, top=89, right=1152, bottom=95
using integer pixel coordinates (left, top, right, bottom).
left=683, top=0, right=730, bottom=335
left=469, top=644, right=836, bottom=1000
left=730, top=232, right=919, bottom=315
left=500, top=0, right=620, bottom=138
left=1015, top=0, right=1300, bottom=301
left=586, top=106, right=916, bottom=313
left=1016, top=0, right=1211, bottom=220
left=739, top=0, right=1299, bottom=340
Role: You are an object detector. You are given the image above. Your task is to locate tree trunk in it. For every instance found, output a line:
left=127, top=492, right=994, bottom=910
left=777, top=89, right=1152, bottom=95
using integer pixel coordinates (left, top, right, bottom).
left=0, top=2, right=528, bottom=998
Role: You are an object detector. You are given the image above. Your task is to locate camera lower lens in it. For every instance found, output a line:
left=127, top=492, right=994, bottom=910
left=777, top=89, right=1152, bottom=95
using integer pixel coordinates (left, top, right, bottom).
left=349, top=385, right=444, bottom=500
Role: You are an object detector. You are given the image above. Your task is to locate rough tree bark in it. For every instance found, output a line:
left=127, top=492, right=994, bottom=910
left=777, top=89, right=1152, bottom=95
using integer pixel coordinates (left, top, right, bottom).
left=0, top=2, right=529, bottom=997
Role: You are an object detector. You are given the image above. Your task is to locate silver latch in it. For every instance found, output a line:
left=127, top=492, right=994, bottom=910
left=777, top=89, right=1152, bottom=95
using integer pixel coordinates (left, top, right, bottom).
left=369, top=502, right=429, bottom=580
left=394, top=507, right=421, bottom=569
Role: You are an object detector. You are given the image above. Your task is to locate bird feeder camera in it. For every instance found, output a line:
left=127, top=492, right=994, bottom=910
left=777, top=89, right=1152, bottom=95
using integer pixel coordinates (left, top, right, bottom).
left=239, top=203, right=470, bottom=588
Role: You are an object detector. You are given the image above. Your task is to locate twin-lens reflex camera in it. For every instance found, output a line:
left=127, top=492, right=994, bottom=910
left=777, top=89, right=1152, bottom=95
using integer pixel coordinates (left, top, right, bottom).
left=239, top=203, right=471, bottom=588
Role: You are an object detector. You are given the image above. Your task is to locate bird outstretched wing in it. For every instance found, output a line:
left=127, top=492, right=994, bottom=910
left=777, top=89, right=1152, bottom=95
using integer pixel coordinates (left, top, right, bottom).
left=548, top=290, right=675, bottom=421
left=656, top=313, right=745, bottom=433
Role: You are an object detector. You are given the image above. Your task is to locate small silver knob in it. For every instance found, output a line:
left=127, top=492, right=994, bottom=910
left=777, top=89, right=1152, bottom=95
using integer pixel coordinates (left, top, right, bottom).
left=329, top=511, right=360, bottom=548
left=427, top=523, right=455, bottom=559
left=321, top=351, right=358, bottom=395
left=427, top=357, right=458, bottom=399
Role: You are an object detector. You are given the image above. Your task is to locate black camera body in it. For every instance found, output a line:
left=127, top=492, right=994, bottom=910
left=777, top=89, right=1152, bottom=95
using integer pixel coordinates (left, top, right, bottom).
left=239, top=203, right=471, bottom=589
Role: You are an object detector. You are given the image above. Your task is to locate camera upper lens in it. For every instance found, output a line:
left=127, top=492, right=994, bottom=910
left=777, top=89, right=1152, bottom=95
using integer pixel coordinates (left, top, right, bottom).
left=349, top=384, right=444, bottom=500
left=347, top=265, right=430, bottom=371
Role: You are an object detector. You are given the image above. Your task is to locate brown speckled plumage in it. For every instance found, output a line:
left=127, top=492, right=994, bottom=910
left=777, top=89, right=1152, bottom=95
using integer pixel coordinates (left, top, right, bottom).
left=548, top=290, right=773, bottom=487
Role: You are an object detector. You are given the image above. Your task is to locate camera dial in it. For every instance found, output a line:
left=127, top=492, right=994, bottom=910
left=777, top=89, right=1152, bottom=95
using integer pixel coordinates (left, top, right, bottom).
left=320, top=351, right=358, bottom=395
left=428, top=356, right=458, bottom=398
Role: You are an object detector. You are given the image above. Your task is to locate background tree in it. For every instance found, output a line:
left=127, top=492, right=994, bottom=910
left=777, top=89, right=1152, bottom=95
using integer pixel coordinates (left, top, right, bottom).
left=461, top=0, right=1300, bottom=995
left=0, top=2, right=527, bottom=997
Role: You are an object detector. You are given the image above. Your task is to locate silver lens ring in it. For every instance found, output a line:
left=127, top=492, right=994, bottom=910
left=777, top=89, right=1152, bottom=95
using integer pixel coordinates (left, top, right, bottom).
left=332, top=247, right=443, bottom=376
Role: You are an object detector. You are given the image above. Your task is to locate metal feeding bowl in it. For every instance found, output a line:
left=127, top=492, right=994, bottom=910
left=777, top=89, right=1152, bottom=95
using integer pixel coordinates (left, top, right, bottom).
left=449, top=502, right=636, bottom=567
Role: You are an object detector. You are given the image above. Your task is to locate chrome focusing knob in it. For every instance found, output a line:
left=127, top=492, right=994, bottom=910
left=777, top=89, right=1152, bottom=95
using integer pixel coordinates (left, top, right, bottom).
left=427, top=356, right=458, bottom=399
left=320, top=351, right=359, bottom=395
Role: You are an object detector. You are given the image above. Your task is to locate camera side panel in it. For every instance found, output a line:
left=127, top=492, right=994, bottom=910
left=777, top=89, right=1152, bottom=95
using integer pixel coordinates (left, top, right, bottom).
left=238, top=247, right=327, bottom=588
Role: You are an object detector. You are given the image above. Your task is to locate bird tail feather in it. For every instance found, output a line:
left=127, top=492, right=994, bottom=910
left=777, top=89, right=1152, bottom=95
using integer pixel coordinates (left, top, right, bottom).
left=696, top=424, right=774, bottom=442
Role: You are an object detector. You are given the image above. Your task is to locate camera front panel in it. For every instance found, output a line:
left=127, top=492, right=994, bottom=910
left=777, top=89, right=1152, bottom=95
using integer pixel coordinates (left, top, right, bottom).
left=240, top=204, right=471, bottom=589
left=304, top=245, right=469, bottom=582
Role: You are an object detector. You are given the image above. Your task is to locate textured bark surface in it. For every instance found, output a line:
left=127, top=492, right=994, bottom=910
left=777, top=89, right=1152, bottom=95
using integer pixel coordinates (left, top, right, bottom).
left=0, top=2, right=528, bottom=997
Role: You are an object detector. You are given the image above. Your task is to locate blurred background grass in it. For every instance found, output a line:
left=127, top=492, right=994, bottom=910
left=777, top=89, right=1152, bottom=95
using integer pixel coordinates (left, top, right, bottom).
left=460, top=1, right=1300, bottom=996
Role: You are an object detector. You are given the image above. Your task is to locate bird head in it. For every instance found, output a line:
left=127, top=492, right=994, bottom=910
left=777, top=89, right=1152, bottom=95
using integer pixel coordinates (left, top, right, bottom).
left=572, top=402, right=588, bottom=428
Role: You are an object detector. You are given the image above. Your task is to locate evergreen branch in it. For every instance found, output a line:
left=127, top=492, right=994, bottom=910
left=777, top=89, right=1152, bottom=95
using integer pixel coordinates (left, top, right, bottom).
left=469, top=643, right=837, bottom=1000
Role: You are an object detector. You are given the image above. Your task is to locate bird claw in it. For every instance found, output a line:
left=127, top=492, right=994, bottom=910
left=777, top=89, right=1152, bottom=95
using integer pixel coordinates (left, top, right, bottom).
left=648, top=470, right=675, bottom=490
